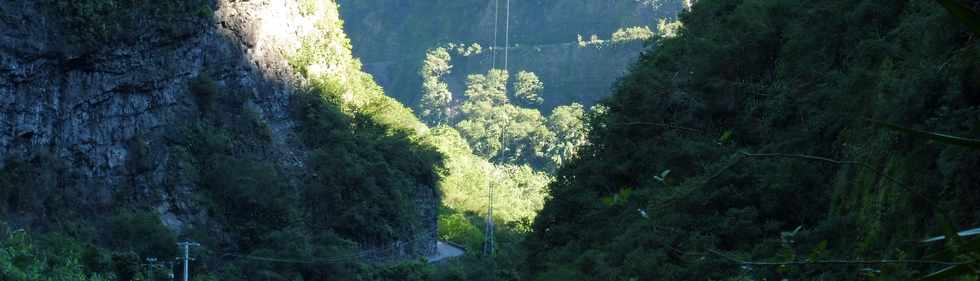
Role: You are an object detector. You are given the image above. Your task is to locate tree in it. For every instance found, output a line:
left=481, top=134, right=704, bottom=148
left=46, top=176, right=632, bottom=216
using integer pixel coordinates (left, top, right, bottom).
left=525, top=0, right=980, bottom=280
left=419, top=47, right=454, bottom=125
left=456, top=104, right=553, bottom=166
left=420, top=79, right=454, bottom=125
left=656, top=19, right=682, bottom=39
left=545, top=103, right=588, bottom=169
left=611, top=26, right=654, bottom=43
left=513, top=71, right=544, bottom=107
left=457, top=69, right=558, bottom=166
left=420, top=47, right=452, bottom=79
left=463, top=69, right=509, bottom=105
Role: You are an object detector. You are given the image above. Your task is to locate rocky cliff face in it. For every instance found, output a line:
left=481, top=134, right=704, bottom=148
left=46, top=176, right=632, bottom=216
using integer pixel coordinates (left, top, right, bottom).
left=0, top=0, right=435, bottom=257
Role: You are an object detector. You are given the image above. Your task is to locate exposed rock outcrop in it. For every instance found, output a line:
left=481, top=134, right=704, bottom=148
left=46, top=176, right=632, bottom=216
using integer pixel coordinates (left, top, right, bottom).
left=0, top=0, right=435, bottom=258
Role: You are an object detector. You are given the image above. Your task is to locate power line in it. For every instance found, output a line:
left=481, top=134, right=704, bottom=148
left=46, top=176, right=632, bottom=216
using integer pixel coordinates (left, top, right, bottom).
left=504, top=0, right=510, bottom=73
left=491, top=0, right=499, bottom=70
left=483, top=169, right=497, bottom=257
left=199, top=229, right=441, bottom=266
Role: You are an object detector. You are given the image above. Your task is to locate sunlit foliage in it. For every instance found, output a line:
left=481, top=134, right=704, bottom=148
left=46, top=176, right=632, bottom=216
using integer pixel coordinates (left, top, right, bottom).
left=513, top=71, right=545, bottom=107
left=656, top=18, right=683, bottom=38
left=545, top=103, right=589, bottom=168
left=611, top=26, right=655, bottom=43
left=420, top=47, right=455, bottom=125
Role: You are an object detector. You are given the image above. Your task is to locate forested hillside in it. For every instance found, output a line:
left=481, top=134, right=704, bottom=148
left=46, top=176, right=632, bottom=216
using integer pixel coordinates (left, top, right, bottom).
left=339, top=0, right=684, bottom=111
left=0, top=0, right=448, bottom=280
left=526, top=0, right=980, bottom=280
left=3, top=0, right=980, bottom=280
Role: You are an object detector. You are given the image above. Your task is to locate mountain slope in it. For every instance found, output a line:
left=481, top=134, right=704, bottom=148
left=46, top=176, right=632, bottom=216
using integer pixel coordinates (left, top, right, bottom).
left=525, top=0, right=980, bottom=280
left=339, top=0, right=685, bottom=112
left=0, top=0, right=442, bottom=280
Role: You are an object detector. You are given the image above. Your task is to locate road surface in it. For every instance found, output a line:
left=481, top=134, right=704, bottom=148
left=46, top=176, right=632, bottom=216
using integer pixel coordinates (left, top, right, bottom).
left=427, top=241, right=465, bottom=263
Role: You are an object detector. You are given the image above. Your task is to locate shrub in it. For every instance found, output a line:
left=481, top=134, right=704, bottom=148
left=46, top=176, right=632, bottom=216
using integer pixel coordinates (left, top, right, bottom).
left=610, top=26, right=654, bottom=43
left=300, top=0, right=319, bottom=16
left=125, top=136, right=151, bottom=175
left=46, top=0, right=211, bottom=49
left=189, top=74, right=219, bottom=112
left=107, top=211, right=176, bottom=258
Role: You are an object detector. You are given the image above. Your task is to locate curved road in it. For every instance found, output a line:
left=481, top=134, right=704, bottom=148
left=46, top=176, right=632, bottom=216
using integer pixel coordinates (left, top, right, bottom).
left=427, top=241, right=465, bottom=263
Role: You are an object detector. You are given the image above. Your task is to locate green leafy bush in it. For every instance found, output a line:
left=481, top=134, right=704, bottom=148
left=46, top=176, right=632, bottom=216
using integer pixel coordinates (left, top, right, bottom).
left=46, top=0, right=212, bottom=49
left=0, top=223, right=114, bottom=281
left=189, top=74, right=219, bottom=112
left=108, top=211, right=176, bottom=258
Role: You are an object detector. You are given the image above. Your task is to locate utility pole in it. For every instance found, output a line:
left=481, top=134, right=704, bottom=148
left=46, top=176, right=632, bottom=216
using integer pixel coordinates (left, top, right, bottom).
left=168, top=260, right=176, bottom=281
left=177, top=242, right=200, bottom=281
left=145, top=257, right=157, bottom=281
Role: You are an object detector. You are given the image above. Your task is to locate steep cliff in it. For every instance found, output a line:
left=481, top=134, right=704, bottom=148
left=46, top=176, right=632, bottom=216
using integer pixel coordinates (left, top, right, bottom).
left=0, top=0, right=436, bottom=266
left=339, top=0, right=684, bottom=112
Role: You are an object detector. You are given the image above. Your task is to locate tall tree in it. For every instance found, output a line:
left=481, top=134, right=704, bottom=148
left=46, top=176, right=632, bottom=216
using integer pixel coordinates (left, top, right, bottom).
left=463, top=69, right=510, bottom=105
left=456, top=69, right=555, bottom=166
left=419, top=47, right=454, bottom=125
left=545, top=103, right=588, bottom=169
left=513, top=70, right=544, bottom=107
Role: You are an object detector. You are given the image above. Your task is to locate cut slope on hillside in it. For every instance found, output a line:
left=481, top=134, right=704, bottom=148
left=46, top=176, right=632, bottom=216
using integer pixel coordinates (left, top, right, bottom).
left=340, top=0, right=684, bottom=111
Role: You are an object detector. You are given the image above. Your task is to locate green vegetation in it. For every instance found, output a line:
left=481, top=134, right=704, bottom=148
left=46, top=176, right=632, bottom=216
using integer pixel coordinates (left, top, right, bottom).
left=420, top=47, right=455, bottom=125
left=448, top=42, right=484, bottom=57
left=420, top=53, right=593, bottom=170
left=545, top=103, right=591, bottom=168
left=576, top=34, right=606, bottom=48
left=46, top=0, right=211, bottom=49
left=426, top=127, right=551, bottom=226
left=525, top=0, right=980, bottom=280
left=4, top=1, right=447, bottom=280
left=0, top=224, right=112, bottom=281
left=410, top=37, right=604, bottom=281
left=189, top=74, right=219, bottom=113
left=655, top=18, right=683, bottom=38
left=611, top=26, right=655, bottom=43
left=579, top=25, right=666, bottom=47
left=339, top=0, right=684, bottom=111
left=108, top=211, right=176, bottom=259
left=513, top=71, right=544, bottom=107
left=159, top=3, right=444, bottom=279
left=11, top=0, right=980, bottom=280
left=300, top=0, right=319, bottom=16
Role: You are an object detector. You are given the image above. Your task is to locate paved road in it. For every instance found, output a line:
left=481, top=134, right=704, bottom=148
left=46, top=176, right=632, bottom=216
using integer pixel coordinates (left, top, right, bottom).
left=427, top=241, right=465, bottom=263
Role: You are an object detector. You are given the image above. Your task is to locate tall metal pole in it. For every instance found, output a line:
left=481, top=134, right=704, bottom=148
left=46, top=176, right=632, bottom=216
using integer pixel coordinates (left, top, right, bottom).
left=177, top=242, right=199, bottom=281
left=168, top=260, right=176, bottom=281
left=146, top=257, right=157, bottom=281
left=483, top=170, right=496, bottom=256
left=489, top=176, right=495, bottom=256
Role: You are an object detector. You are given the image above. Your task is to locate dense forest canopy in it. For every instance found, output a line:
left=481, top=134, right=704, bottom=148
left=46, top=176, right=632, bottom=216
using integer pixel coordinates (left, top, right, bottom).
left=525, top=0, right=980, bottom=280
left=2, top=0, right=980, bottom=280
